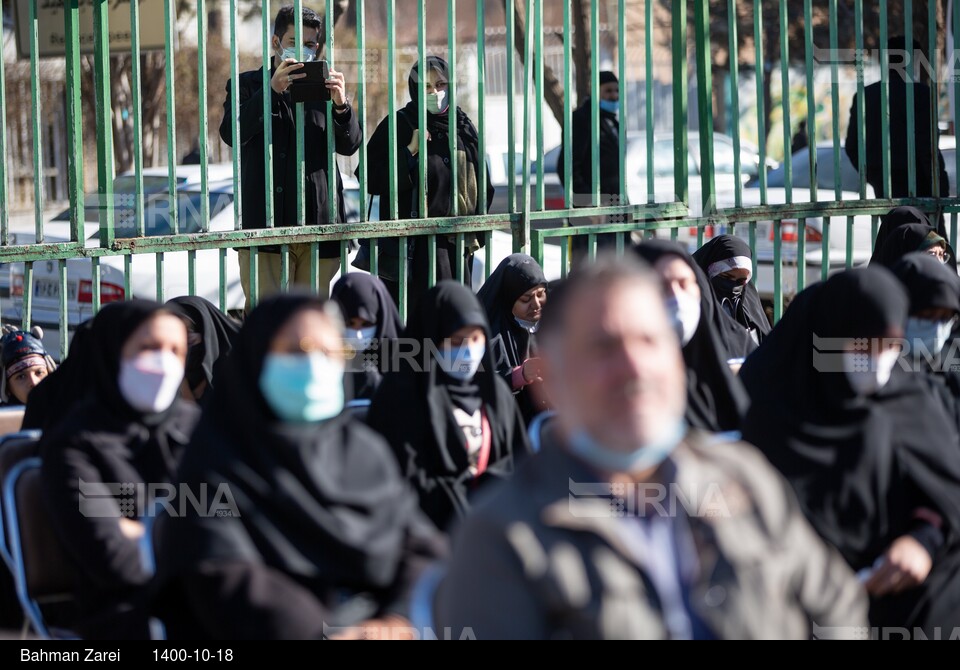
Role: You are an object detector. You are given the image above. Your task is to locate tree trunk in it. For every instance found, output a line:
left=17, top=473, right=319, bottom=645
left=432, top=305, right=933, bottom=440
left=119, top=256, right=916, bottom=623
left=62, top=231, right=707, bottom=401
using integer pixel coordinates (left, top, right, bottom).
left=503, top=0, right=571, bottom=130
left=572, top=0, right=591, bottom=104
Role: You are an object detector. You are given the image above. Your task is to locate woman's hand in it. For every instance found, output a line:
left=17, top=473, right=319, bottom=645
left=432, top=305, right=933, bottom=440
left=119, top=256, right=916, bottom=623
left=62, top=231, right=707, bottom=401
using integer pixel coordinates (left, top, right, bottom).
left=406, top=129, right=432, bottom=156
left=522, top=357, right=545, bottom=384
left=326, top=614, right=414, bottom=640
left=864, top=535, right=933, bottom=596
left=118, top=518, right=145, bottom=541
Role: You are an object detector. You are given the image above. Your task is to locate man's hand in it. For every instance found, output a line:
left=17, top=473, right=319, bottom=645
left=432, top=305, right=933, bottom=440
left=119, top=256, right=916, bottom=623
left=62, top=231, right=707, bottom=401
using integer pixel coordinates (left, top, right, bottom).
left=326, top=615, right=415, bottom=640
left=271, top=59, right=305, bottom=95
left=864, top=535, right=933, bottom=596
left=326, top=68, right=347, bottom=107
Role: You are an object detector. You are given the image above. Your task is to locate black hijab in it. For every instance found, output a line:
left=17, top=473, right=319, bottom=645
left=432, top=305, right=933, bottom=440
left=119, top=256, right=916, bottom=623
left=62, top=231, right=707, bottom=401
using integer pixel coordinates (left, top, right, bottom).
left=368, top=281, right=530, bottom=529
left=632, top=240, right=751, bottom=433
left=22, top=318, right=95, bottom=431
left=331, top=273, right=403, bottom=401
left=740, top=266, right=960, bottom=630
left=159, top=293, right=431, bottom=596
left=165, top=296, right=240, bottom=394
left=872, top=206, right=957, bottom=270
left=692, top=235, right=771, bottom=344
left=476, top=254, right=546, bottom=371
left=874, top=222, right=945, bottom=269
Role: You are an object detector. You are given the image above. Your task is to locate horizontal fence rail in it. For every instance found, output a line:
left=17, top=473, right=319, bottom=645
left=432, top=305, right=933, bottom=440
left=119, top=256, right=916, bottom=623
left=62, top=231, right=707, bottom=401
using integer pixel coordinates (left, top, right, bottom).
left=0, top=0, right=957, bottom=360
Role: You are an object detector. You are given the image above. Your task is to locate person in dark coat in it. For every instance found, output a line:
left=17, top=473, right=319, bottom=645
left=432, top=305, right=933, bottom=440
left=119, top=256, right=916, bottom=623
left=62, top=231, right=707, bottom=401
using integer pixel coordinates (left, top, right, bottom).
left=22, top=319, right=94, bottom=432
left=845, top=37, right=949, bottom=199
left=692, top=235, right=771, bottom=346
left=330, top=273, right=402, bottom=401
left=890, top=253, right=960, bottom=433
left=633, top=240, right=752, bottom=433
left=166, top=296, right=241, bottom=402
left=367, top=281, right=531, bottom=532
left=874, top=221, right=952, bottom=270
left=740, top=266, right=960, bottom=634
left=219, top=5, right=362, bottom=308
left=39, top=300, right=198, bottom=639
left=476, top=254, right=551, bottom=424
left=556, top=71, right=625, bottom=258
left=362, top=56, right=494, bottom=315
left=154, top=293, right=444, bottom=640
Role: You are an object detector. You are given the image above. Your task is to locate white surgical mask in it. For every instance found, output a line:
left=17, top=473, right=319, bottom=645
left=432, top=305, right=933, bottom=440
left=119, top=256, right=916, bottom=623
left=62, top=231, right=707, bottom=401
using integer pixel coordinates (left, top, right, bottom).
left=118, top=350, right=185, bottom=414
left=436, top=342, right=485, bottom=382
left=665, top=292, right=701, bottom=346
left=426, top=90, right=448, bottom=115
left=344, top=326, right=377, bottom=352
left=905, top=317, right=955, bottom=359
left=278, top=45, right=315, bottom=63
left=514, top=317, right=540, bottom=333
left=842, top=348, right=900, bottom=396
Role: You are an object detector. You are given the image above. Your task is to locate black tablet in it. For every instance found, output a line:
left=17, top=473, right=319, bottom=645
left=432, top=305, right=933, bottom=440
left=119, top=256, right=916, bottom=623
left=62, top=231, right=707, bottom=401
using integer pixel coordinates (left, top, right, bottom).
left=289, top=60, right=331, bottom=103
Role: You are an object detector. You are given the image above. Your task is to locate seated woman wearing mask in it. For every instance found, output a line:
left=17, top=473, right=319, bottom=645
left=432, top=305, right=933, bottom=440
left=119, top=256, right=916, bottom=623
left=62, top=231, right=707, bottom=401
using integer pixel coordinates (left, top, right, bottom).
left=476, top=254, right=551, bottom=424
left=155, top=294, right=444, bottom=640
left=40, top=301, right=197, bottom=639
left=890, top=253, right=960, bottom=430
left=330, top=273, right=402, bottom=401
left=633, top=240, right=751, bottom=433
left=166, top=296, right=240, bottom=402
left=368, top=281, right=530, bottom=531
left=740, top=266, right=960, bottom=634
left=692, top=235, right=771, bottom=346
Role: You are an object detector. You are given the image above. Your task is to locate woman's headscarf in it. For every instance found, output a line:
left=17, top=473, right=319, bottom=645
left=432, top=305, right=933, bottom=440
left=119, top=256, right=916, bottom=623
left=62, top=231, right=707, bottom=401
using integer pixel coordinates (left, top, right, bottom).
left=165, top=296, right=240, bottom=393
left=632, top=240, right=751, bottom=432
left=476, top=254, right=546, bottom=372
left=872, top=206, right=957, bottom=269
left=692, top=235, right=771, bottom=344
left=368, top=281, right=529, bottom=529
left=874, top=222, right=947, bottom=269
left=160, top=293, right=430, bottom=594
left=739, top=266, right=960, bottom=630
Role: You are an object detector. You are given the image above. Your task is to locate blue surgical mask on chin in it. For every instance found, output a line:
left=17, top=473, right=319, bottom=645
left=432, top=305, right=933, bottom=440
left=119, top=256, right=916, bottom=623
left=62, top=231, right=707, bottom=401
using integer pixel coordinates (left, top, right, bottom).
left=568, top=420, right=686, bottom=473
left=436, top=342, right=485, bottom=382
left=599, top=99, right=619, bottom=115
left=515, top=317, right=540, bottom=333
left=260, top=351, right=344, bottom=422
left=344, top=326, right=377, bottom=352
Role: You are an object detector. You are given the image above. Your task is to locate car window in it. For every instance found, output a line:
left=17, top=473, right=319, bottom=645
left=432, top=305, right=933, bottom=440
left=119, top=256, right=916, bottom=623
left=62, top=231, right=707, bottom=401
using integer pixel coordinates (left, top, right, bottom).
left=91, top=192, right=234, bottom=239
left=711, top=136, right=736, bottom=174
left=112, top=175, right=176, bottom=195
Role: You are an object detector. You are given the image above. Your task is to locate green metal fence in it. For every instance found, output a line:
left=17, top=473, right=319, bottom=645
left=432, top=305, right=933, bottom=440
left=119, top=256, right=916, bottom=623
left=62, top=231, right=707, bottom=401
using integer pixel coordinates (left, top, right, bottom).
left=0, top=0, right=957, bottom=362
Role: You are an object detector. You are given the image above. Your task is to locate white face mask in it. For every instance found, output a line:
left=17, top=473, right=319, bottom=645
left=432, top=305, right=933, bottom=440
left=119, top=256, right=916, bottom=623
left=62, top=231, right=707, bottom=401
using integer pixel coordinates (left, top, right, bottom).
left=426, top=90, right=448, bottom=115
left=665, top=292, right=701, bottom=346
left=343, top=326, right=377, bottom=352
left=436, top=342, right=485, bottom=382
left=118, top=350, right=185, bottom=414
left=842, top=348, right=901, bottom=396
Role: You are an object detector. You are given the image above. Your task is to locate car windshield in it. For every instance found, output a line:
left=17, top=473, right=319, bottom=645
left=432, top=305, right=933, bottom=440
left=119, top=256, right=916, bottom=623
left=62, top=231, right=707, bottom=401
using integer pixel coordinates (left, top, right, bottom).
left=51, top=176, right=180, bottom=222
left=88, top=191, right=234, bottom=239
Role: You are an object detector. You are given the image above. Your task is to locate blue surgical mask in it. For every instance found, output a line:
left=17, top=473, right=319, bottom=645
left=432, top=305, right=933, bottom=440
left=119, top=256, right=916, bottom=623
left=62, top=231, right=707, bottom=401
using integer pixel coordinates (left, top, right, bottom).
left=568, top=420, right=686, bottom=473
left=599, top=99, right=619, bottom=115
left=435, top=342, right=485, bottom=382
left=279, top=46, right=315, bottom=63
left=259, top=352, right=344, bottom=422
left=905, top=317, right=956, bottom=359
left=515, top=317, right=540, bottom=333
left=426, top=90, right=448, bottom=115
left=344, top=326, right=377, bottom=352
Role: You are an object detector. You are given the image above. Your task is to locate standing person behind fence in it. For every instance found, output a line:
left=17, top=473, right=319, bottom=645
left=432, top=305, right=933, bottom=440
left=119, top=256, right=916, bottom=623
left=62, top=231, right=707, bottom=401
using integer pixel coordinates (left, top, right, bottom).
left=692, top=235, right=771, bottom=346
left=220, top=5, right=362, bottom=308
left=363, top=56, right=494, bottom=315
left=155, top=294, right=445, bottom=640
left=476, top=254, right=551, bottom=424
left=434, top=256, right=867, bottom=639
left=740, top=267, right=960, bottom=635
left=39, top=301, right=198, bottom=639
left=845, top=37, right=949, bottom=200
left=556, top=71, right=625, bottom=259
left=367, top=281, right=530, bottom=532
left=331, top=273, right=402, bottom=401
